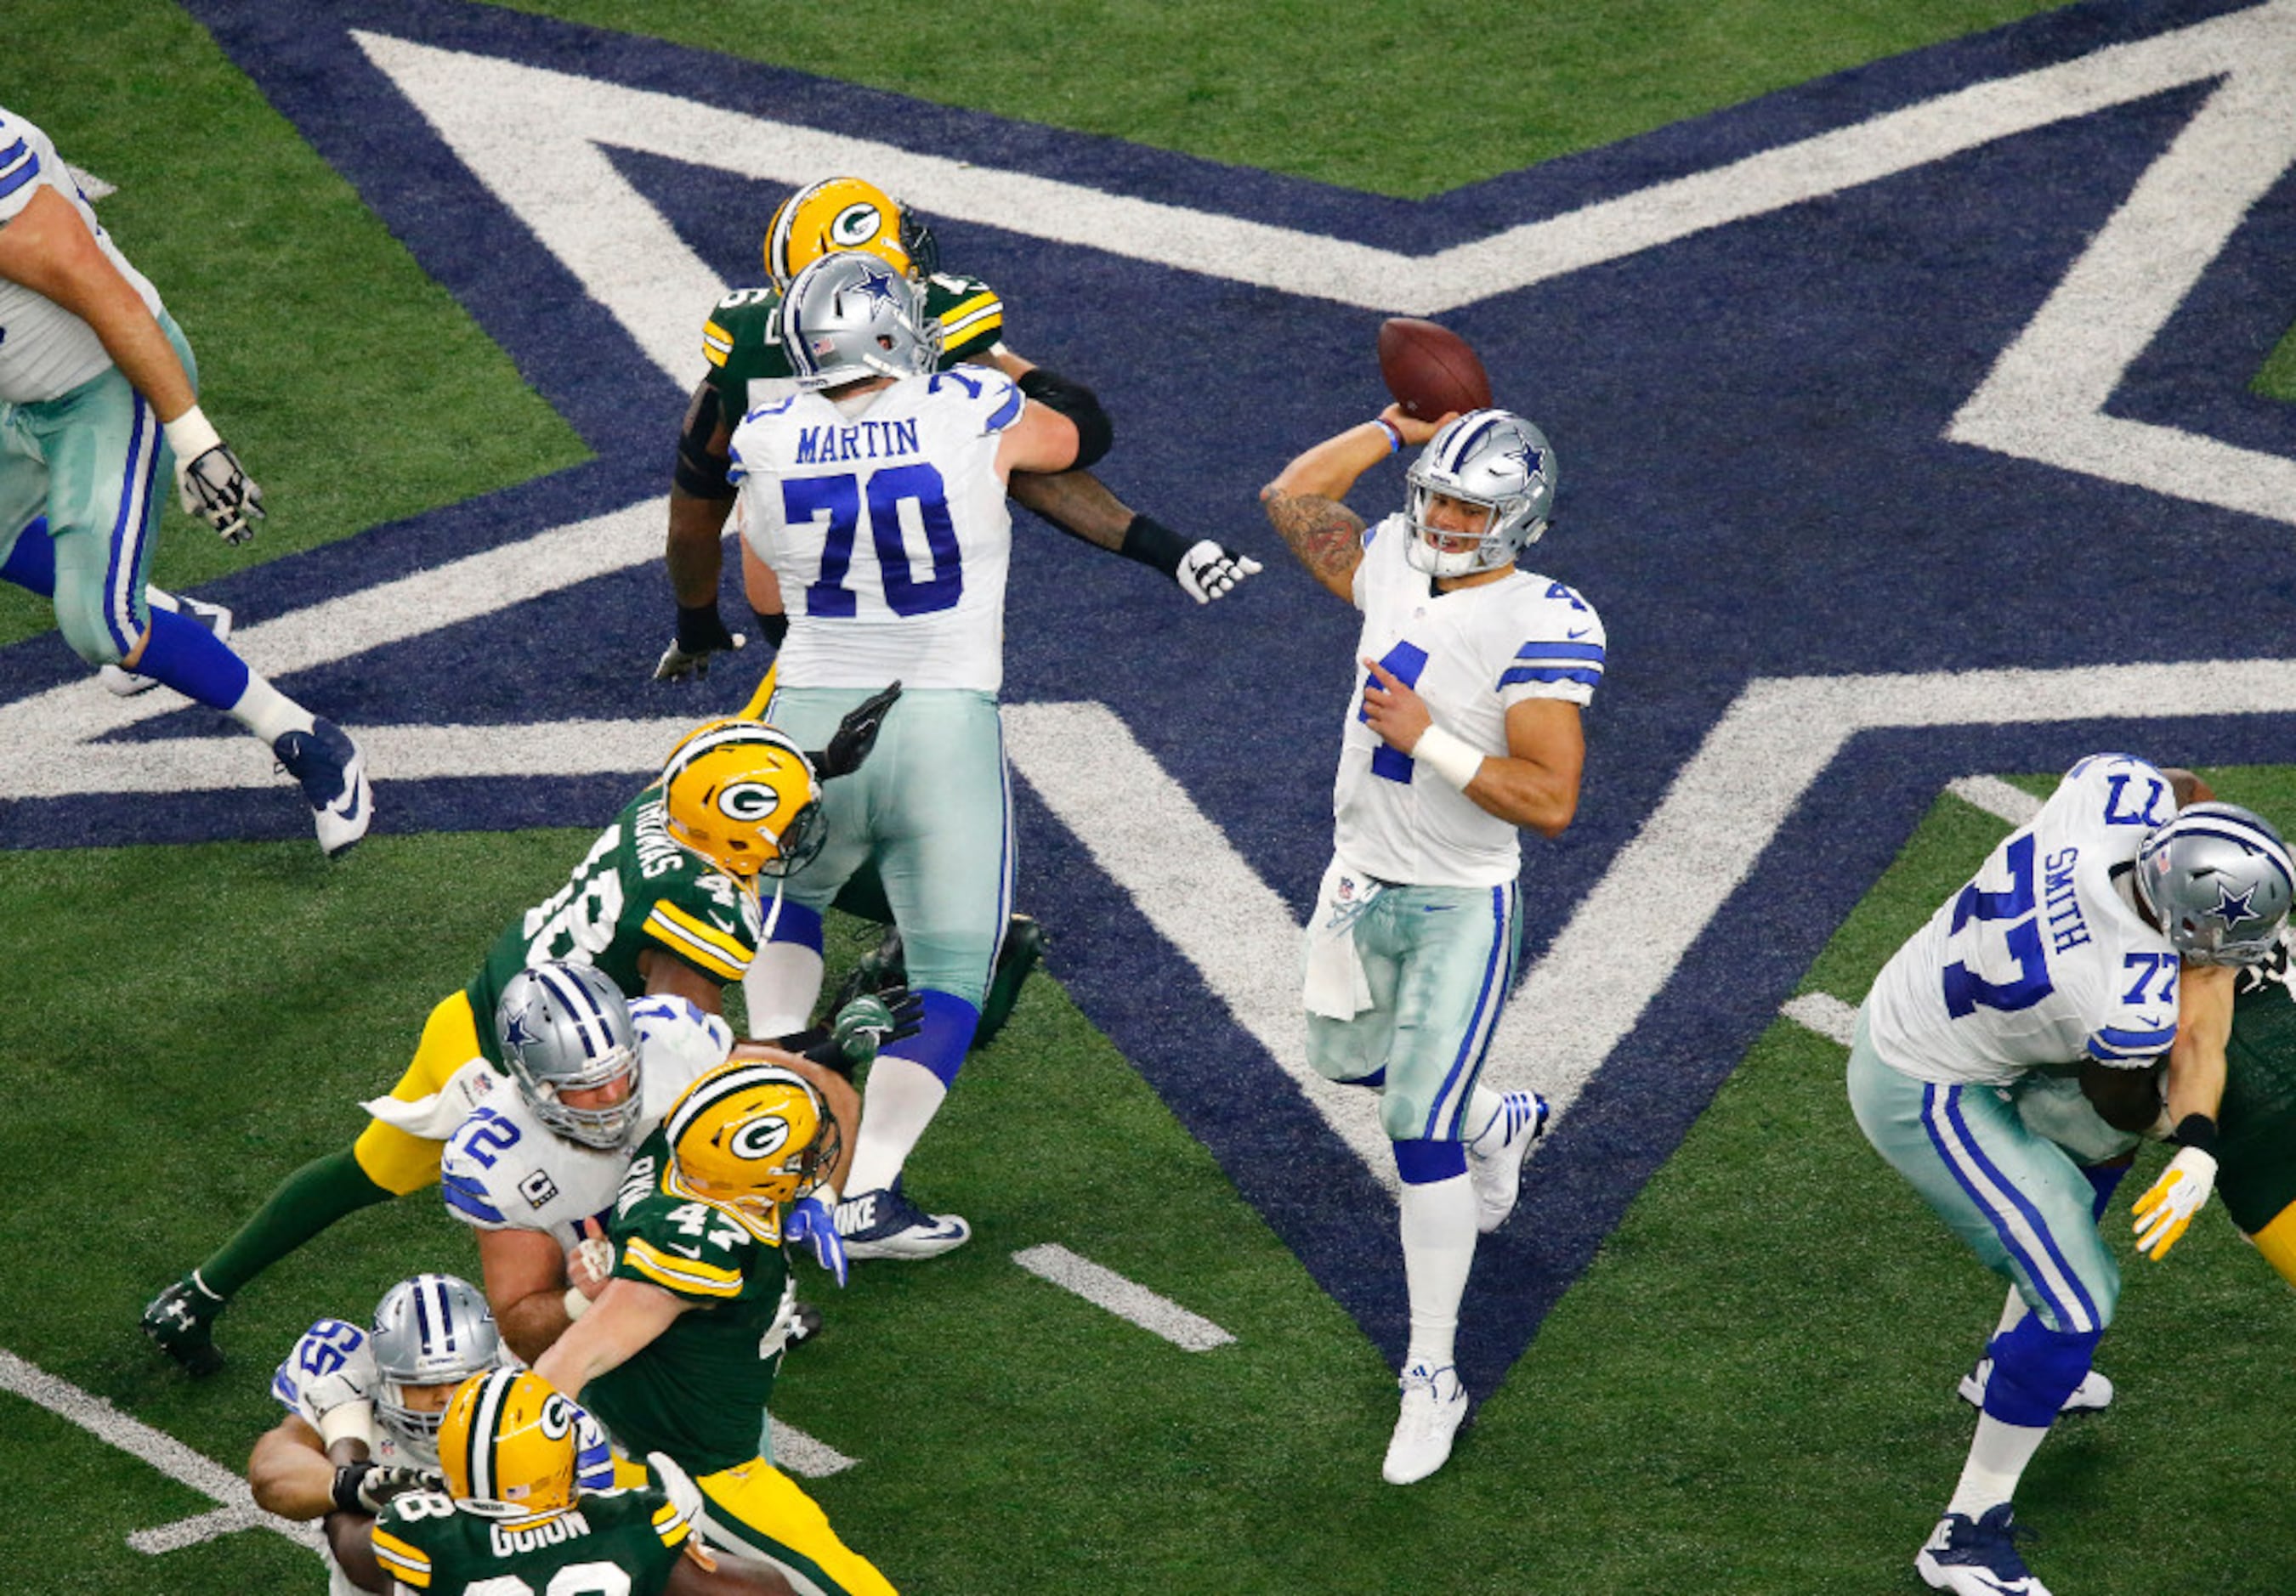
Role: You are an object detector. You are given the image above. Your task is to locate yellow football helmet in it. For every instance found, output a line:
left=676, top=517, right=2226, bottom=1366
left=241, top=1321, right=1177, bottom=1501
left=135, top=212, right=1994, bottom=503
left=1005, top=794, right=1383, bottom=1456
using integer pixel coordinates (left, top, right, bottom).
left=662, top=1061, right=835, bottom=1241
left=764, top=176, right=937, bottom=290
left=437, top=1370, right=581, bottom=1516
left=659, top=720, right=825, bottom=881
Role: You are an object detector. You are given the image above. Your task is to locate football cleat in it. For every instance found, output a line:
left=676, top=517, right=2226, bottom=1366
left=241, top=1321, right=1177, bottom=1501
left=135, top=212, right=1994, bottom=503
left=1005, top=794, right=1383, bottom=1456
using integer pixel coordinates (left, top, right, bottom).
left=140, top=1274, right=227, bottom=1378
left=99, top=596, right=232, bottom=696
left=787, top=1299, right=824, bottom=1346
left=1917, top=1504, right=2050, bottom=1595
left=835, top=1180, right=972, bottom=1260
left=273, top=717, right=372, bottom=857
left=1956, top=1357, right=2114, bottom=1416
left=973, top=914, right=1046, bottom=1050
left=1466, top=1090, right=1549, bottom=1234
left=1381, top=1361, right=1468, bottom=1486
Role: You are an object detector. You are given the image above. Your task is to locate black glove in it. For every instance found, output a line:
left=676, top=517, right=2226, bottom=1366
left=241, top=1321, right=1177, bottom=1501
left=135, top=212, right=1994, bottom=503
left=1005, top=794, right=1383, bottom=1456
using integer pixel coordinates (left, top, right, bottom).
left=332, top=1460, right=443, bottom=1514
left=654, top=603, right=746, bottom=682
left=809, top=681, right=903, bottom=779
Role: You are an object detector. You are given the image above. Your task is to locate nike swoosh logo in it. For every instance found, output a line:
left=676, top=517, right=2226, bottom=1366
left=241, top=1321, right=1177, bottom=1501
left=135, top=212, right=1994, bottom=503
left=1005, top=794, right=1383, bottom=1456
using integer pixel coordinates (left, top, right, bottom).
left=1566, top=627, right=1592, bottom=640
left=1421, top=906, right=1457, bottom=914
left=666, top=1242, right=702, bottom=1259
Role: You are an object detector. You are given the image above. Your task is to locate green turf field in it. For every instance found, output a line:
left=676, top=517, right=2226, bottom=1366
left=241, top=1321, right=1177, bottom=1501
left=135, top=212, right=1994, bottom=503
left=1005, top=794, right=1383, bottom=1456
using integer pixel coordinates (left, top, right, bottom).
left=5, top=3, right=2294, bottom=1593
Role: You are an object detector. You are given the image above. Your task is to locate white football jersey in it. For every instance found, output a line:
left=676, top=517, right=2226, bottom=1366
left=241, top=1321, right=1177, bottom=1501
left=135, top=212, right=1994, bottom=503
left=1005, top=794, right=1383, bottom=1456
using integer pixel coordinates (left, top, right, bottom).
left=1865, top=754, right=2184, bottom=1087
left=728, top=367, right=1022, bottom=691
left=0, top=107, right=165, bottom=404
left=440, top=997, right=733, bottom=1247
left=1331, top=514, right=1605, bottom=888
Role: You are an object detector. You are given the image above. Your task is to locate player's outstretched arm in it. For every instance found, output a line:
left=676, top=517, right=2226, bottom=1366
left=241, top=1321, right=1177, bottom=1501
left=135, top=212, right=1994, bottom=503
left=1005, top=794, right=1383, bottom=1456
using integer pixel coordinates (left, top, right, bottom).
left=659, top=380, right=748, bottom=681
left=533, top=1276, right=690, bottom=1399
left=1012, top=471, right=1262, bottom=604
left=2133, top=962, right=2234, bottom=1260
left=0, top=185, right=264, bottom=542
left=1261, top=404, right=1446, bottom=603
left=477, top=1225, right=583, bottom=1367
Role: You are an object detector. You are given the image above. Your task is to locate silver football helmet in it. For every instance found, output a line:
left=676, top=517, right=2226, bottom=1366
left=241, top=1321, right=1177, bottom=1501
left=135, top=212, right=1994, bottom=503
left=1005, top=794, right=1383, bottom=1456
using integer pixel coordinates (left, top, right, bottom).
left=2134, top=801, right=2295, bottom=965
left=496, top=962, right=644, bottom=1151
left=1403, top=409, right=1557, bottom=578
left=370, top=1273, right=504, bottom=1466
left=780, top=252, right=939, bottom=391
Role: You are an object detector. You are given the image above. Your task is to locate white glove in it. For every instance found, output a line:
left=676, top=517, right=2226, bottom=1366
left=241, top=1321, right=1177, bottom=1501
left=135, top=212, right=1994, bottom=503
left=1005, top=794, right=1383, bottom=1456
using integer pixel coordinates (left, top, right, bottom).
left=1176, top=540, right=1262, bottom=604
left=2133, top=1146, right=2218, bottom=1259
left=567, top=1230, right=616, bottom=1300
left=164, top=407, right=264, bottom=545
left=646, top=1450, right=706, bottom=1523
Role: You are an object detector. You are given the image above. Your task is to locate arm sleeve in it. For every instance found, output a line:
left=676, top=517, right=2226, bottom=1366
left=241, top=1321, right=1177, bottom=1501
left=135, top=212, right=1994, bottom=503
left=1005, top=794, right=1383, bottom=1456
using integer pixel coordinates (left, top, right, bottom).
left=1499, top=589, right=1605, bottom=708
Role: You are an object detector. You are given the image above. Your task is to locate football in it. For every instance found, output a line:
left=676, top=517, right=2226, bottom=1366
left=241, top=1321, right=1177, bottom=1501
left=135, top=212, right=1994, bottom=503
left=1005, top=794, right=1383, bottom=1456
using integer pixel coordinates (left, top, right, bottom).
left=1377, top=317, right=1494, bottom=421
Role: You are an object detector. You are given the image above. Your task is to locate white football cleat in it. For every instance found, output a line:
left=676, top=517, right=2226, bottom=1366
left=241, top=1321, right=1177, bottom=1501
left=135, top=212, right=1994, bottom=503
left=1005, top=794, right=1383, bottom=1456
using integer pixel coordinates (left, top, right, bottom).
left=836, top=1180, right=972, bottom=1260
left=272, top=717, right=372, bottom=858
left=1916, top=1504, right=2051, bottom=1594
left=1381, top=1361, right=1467, bottom=1486
left=1957, top=1356, right=2113, bottom=1415
left=99, top=595, right=233, bottom=696
left=1467, top=1090, right=1549, bottom=1233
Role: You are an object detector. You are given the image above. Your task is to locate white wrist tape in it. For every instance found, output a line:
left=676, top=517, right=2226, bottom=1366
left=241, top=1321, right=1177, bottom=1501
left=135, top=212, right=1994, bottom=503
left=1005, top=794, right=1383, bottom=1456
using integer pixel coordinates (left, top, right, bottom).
left=563, top=1287, right=592, bottom=1322
left=1413, top=723, right=1483, bottom=791
left=162, top=405, right=222, bottom=462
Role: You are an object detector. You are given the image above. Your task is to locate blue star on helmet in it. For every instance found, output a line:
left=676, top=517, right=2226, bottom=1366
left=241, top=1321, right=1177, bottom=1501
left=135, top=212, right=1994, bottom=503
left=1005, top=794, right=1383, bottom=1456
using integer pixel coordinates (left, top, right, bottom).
left=2212, top=881, right=2260, bottom=925
left=1501, top=439, right=1545, bottom=484
left=852, top=263, right=901, bottom=306
left=502, top=1011, right=539, bottom=1050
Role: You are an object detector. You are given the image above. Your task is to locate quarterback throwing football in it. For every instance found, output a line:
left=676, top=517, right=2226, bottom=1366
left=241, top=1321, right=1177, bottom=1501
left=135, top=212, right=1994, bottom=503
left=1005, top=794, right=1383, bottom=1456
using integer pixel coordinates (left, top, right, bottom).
left=1261, top=403, right=1598, bottom=1484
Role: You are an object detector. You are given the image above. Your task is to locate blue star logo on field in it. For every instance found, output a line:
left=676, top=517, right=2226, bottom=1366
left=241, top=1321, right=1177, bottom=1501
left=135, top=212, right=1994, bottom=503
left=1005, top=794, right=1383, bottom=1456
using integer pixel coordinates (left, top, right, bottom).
left=2214, top=881, right=2261, bottom=925
left=8, top=0, right=2296, bottom=1390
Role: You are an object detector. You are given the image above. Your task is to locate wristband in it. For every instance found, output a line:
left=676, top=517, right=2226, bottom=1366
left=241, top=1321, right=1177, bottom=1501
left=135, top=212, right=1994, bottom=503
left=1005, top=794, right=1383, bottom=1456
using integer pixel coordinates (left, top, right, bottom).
left=2171, top=1112, right=2219, bottom=1155
left=162, top=405, right=223, bottom=462
left=1412, top=724, right=1483, bottom=791
left=332, top=1461, right=377, bottom=1516
left=1374, top=417, right=1403, bottom=455
left=564, top=1286, right=591, bottom=1322
left=317, top=1398, right=376, bottom=1452
left=1118, top=512, right=1193, bottom=578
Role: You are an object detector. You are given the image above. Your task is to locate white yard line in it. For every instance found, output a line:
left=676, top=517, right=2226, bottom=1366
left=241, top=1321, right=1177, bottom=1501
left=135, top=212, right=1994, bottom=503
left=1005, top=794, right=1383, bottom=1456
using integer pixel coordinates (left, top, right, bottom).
left=1779, top=991, right=1861, bottom=1047
left=1011, top=1244, right=1236, bottom=1352
left=1947, top=774, right=2045, bottom=827
left=0, top=1348, right=321, bottom=1559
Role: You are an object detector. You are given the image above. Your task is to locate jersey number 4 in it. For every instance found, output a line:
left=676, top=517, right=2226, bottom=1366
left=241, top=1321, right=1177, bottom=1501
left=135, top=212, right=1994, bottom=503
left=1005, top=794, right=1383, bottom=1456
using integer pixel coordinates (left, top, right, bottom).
left=787, top=462, right=964, bottom=618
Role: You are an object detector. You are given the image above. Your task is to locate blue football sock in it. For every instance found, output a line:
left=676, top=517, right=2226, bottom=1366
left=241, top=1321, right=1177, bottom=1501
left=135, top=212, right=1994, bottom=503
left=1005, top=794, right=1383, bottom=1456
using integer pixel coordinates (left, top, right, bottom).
left=2, top=518, right=55, bottom=597
left=132, top=601, right=251, bottom=712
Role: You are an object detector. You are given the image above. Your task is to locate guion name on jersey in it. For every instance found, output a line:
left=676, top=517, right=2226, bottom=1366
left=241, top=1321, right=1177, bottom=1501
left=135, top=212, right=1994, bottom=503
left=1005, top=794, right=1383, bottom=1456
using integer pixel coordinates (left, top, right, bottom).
left=489, top=1509, right=592, bottom=1558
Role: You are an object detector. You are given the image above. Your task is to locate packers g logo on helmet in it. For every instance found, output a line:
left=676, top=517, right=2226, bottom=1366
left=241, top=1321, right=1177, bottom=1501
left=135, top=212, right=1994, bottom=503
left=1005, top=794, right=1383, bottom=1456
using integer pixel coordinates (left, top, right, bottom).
left=438, top=1369, right=581, bottom=1519
left=659, top=720, right=825, bottom=881
left=764, top=175, right=939, bottom=289
left=662, top=1061, right=836, bottom=1240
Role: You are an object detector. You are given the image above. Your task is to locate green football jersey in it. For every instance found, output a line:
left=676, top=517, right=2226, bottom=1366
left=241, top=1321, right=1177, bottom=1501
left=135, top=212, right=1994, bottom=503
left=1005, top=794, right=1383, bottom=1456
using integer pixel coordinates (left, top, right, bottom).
left=701, top=269, right=1006, bottom=416
left=369, top=1486, right=693, bottom=1595
left=581, top=1129, right=795, bottom=1474
left=2217, top=948, right=2296, bottom=1233
left=463, top=788, right=760, bottom=1066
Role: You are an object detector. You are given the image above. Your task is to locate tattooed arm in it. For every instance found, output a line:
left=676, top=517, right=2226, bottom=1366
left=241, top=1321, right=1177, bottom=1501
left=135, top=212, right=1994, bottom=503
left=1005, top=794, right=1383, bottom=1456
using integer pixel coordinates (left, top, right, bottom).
left=1261, top=403, right=1450, bottom=603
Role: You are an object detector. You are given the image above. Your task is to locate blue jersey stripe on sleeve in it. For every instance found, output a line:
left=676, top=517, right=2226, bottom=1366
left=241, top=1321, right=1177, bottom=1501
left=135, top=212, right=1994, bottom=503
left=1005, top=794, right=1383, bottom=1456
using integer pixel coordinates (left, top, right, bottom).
left=1498, top=665, right=1602, bottom=689
left=442, top=1176, right=507, bottom=1225
left=1514, top=641, right=1606, bottom=663
left=0, top=139, right=41, bottom=201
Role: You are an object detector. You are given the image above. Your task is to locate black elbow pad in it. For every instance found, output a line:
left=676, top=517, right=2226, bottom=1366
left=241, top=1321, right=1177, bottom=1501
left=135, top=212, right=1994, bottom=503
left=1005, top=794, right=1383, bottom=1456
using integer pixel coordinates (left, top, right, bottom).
left=673, top=382, right=735, bottom=500
left=1018, top=367, right=1113, bottom=469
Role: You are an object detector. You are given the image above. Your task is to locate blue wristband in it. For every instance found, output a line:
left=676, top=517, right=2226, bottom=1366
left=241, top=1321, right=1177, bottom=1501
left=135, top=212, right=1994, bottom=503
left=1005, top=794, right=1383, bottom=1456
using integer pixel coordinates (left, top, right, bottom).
left=1374, top=418, right=1403, bottom=454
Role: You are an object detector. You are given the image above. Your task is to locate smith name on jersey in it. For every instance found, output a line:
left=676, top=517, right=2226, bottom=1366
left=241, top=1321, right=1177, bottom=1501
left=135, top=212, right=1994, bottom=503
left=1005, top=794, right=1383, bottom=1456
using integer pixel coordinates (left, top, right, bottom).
left=370, top=1486, right=694, bottom=1595
left=580, top=1129, right=797, bottom=1475
left=0, top=108, right=167, bottom=404
left=440, top=997, right=735, bottom=1248
left=701, top=269, right=1005, bottom=414
left=1338, top=514, right=1606, bottom=887
left=1865, top=754, right=2184, bottom=1086
left=728, top=367, right=1024, bottom=693
left=463, top=790, right=762, bottom=1069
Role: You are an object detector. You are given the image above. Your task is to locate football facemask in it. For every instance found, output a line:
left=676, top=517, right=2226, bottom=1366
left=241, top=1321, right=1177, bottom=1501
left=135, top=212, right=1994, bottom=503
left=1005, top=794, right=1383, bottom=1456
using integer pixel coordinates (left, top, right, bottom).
left=659, top=720, right=825, bottom=882
left=2134, top=801, right=2296, bottom=965
left=437, top=1369, right=582, bottom=1518
left=496, top=962, right=644, bottom=1151
left=1403, top=410, right=1557, bottom=579
left=764, top=176, right=938, bottom=289
left=661, top=1061, right=836, bottom=1242
left=369, top=1274, right=505, bottom=1466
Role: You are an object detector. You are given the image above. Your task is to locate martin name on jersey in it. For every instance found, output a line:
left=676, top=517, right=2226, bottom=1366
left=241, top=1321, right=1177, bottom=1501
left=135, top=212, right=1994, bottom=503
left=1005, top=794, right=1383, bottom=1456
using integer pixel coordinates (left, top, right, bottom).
left=1865, top=753, right=2184, bottom=1086
left=728, top=366, right=1024, bottom=692
left=1341, top=513, right=1606, bottom=887
left=441, top=998, right=737, bottom=1248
